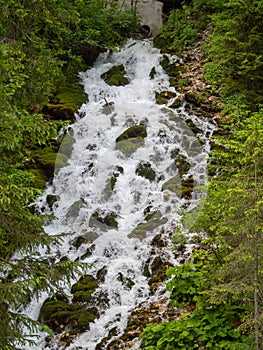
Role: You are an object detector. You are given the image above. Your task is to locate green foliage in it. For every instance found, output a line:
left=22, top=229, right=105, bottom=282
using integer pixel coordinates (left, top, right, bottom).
left=204, top=0, right=263, bottom=106
left=0, top=1, right=139, bottom=348
left=141, top=260, right=252, bottom=349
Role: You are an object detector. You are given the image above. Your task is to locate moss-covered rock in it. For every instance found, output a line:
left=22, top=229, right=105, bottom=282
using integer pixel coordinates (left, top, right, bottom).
left=135, top=161, right=156, bottom=181
left=117, top=272, right=135, bottom=290
left=57, top=135, right=75, bottom=158
left=101, top=64, right=129, bottom=86
left=155, top=90, right=177, bottom=105
left=171, top=153, right=191, bottom=177
left=30, top=168, right=49, bottom=189
left=42, top=104, right=75, bottom=122
left=162, top=174, right=181, bottom=194
left=116, top=125, right=147, bottom=156
left=185, top=118, right=202, bottom=135
left=116, top=125, right=147, bottom=142
left=33, top=147, right=68, bottom=178
left=71, top=275, right=99, bottom=303
left=89, top=210, right=118, bottom=229
left=116, top=137, right=145, bottom=156
left=46, top=194, right=59, bottom=211
left=39, top=293, right=98, bottom=334
left=128, top=211, right=168, bottom=240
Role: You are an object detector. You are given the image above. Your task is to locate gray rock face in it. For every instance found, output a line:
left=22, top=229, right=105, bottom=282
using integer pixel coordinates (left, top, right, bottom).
left=122, top=0, right=163, bottom=36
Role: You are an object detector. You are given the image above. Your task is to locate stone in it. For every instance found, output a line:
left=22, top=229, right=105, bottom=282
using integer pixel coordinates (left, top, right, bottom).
left=101, top=64, right=129, bottom=86
left=116, top=125, right=147, bottom=142
left=39, top=293, right=98, bottom=334
left=155, top=90, right=177, bottom=104
left=116, top=125, right=147, bottom=155
left=89, top=210, right=118, bottom=229
left=135, top=161, right=156, bottom=181
left=66, top=199, right=84, bottom=220
left=46, top=194, right=59, bottom=211
left=71, top=275, right=99, bottom=303
left=128, top=211, right=168, bottom=240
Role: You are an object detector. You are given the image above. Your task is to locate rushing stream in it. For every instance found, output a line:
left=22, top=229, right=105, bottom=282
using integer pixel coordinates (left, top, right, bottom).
left=24, top=39, right=215, bottom=350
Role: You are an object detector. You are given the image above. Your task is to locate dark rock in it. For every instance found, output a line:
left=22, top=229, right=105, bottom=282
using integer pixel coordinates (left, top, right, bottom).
left=46, top=194, right=58, bottom=211
left=149, top=66, right=156, bottom=79
left=80, top=243, right=96, bottom=260
left=185, top=91, right=202, bottom=106
left=90, top=210, right=118, bottom=229
left=185, top=118, right=202, bottom=135
left=42, top=104, right=75, bottom=122
left=72, top=235, right=90, bottom=249
left=135, top=161, right=156, bottom=181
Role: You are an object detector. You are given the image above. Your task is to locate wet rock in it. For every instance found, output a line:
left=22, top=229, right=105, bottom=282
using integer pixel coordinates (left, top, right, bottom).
left=39, top=293, right=98, bottom=334
left=155, top=90, right=177, bottom=104
left=160, top=55, right=184, bottom=76
left=116, top=125, right=147, bottom=156
left=185, top=118, right=202, bottom=135
left=135, top=161, right=156, bottom=181
left=97, top=266, right=108, bottom=282
left=101, top=64, right=129, bottom=86
left=149, top=66, right=156, bottom=79
left=71, top=275, right=99, bottom=303
left=117, top=272, right=135, bottom=290
left=103, top=166, right=124, bottom=199
left=171, top=153, right=191, bottom=176
left=46, top=194, right=59, bottom=211
left=169, top=98, right=181, bottom=109
left=128, top=211, right=168, bottom=240
left=185, top=91, right=202, bottom=106
left=80, top=243, right=96, bottom=260
left=90, top=210, right=118, bottom=229
left=66, top=199, right=84, bottom=220
left=72, top=235, right=90, bottom=249
left=116, top=125, right=147, bottom=142
left=56, top=135, right=75, bottom=158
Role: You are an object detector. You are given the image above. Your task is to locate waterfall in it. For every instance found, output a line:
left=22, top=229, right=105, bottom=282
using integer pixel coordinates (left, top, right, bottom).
left=24, top=39, right=215, bottom=350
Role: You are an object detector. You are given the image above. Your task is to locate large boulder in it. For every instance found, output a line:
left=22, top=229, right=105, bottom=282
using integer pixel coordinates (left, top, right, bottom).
left=116, top=125, right=147, bottom=156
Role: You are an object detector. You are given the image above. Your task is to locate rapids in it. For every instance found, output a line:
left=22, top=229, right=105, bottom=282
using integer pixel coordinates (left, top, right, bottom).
left=24, top=39, right=215, bottom=349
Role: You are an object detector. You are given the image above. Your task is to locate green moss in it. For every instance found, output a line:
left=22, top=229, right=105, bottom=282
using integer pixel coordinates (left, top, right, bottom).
left=29, top=168, right=48, bottom=189
left=101, top=65, right=129, bottom=86
left=169, top=98, right=181, bottom=109
left=116, top=125, right=147, bottom=142
left=155, top=90, right=177, bottom=105
left=55, top=82, right=87, bottom=112
left=161, top=55, right=185, bottom=77
left=90, top=211, right=118, bottom=228
left=135, top=161, right=156, bottom=181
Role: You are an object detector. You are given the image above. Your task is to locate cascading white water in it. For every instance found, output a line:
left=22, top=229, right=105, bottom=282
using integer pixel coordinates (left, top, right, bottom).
left=24, top=39, right=215, bottom=350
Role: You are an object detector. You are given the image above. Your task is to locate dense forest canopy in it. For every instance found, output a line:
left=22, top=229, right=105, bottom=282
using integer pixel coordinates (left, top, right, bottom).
left=0, top=0, right=263, bottom=348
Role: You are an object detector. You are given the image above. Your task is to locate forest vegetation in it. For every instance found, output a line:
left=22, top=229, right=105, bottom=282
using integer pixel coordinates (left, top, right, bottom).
left=0, top=1, right=138, bottom=348
left=0, top=0, right=263, bottom=349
